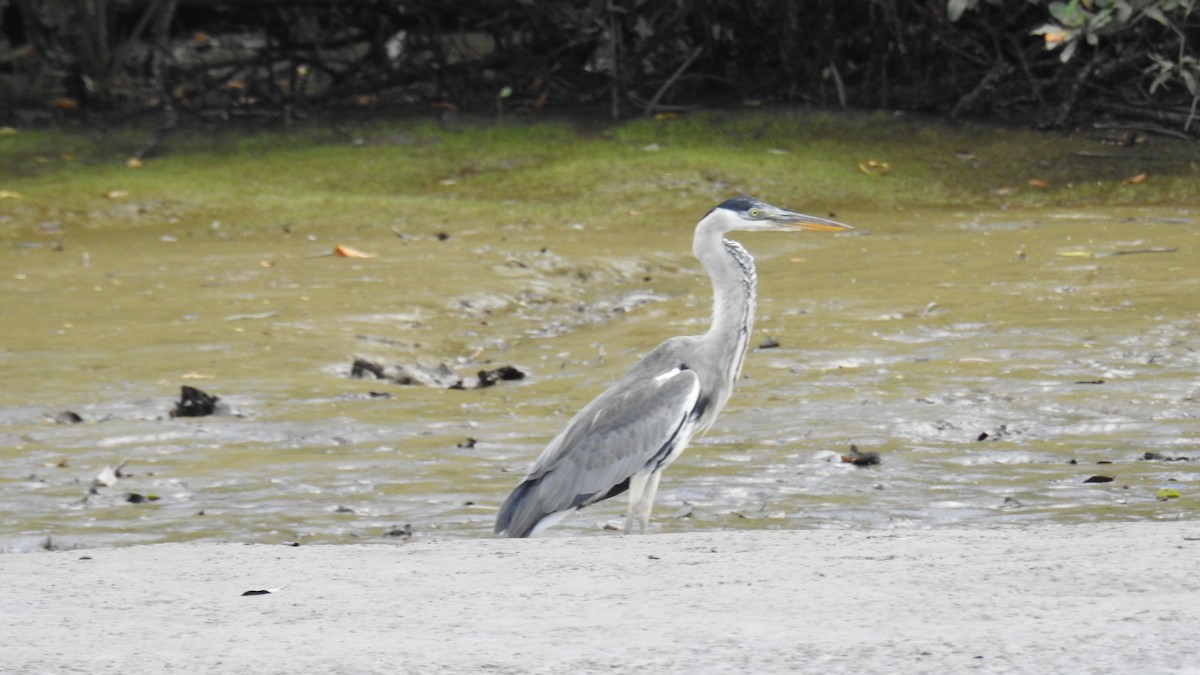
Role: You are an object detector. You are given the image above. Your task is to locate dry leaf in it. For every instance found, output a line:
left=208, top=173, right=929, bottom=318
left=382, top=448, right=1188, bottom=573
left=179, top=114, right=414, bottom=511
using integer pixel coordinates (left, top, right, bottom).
left=333, top=245, right=377, bottom=258
left=0, top=190, right=22, bottom=199
left=654, top=112, right=677, bottom=121
left=1120, top=173, right=1146, bottom=186
left=1042, top=31, right=1067, bottom=45
left=102, top=189, right=130, bottom=199
left=1057, top=250, right=1094, bottom=258
left=126, top=158, right=144, bottom=169
left=181, top=372, right=216, bottom=380
left=857, top=159, right=891, bottom=175
left=0, top=127, right=17, bottom=136
left=53, top=98, right=78, bottom=110
left=1027, top=178, right=1049, bottom=189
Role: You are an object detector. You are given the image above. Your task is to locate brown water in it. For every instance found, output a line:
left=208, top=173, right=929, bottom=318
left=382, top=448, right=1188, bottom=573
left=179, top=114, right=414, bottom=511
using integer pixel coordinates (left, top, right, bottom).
left=2, top=206, right=1198, bottom=551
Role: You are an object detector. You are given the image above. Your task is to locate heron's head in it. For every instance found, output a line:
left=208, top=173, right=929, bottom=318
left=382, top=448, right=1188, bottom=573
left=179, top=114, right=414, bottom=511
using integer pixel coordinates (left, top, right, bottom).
left=710, top=196, right=851, bottom=233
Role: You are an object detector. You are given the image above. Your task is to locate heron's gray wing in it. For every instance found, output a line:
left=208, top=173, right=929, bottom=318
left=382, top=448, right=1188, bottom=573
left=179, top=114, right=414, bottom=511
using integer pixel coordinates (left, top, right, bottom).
left=495, top=367, right=700, bottom=537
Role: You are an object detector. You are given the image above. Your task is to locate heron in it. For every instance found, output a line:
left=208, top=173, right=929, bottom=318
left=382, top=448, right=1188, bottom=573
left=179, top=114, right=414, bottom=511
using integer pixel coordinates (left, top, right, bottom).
left=494, top=197, right=851, bottom=537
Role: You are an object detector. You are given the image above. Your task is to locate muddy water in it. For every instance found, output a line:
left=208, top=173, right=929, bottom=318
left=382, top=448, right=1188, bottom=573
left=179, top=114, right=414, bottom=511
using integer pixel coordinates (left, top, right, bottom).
left=2, top=207, right=1198, bottom=550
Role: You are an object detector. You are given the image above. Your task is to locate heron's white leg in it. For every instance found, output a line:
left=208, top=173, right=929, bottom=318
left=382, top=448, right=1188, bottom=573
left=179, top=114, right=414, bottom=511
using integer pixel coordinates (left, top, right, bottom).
left=625, top=472, right=651, bottom=533
left=627, top=471, right=662, bottom=534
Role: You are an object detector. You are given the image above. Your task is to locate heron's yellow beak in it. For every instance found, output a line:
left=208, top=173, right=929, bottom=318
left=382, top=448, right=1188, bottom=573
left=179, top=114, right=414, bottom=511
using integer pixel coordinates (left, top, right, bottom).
left=779, top=212, right=853, bottom=232
left=792, top=220, right=852, bottom=232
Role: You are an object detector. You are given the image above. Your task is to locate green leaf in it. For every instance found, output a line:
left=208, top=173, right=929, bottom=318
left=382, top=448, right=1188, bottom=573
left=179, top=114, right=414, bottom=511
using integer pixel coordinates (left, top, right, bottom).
left=1061, top=39, right=1079, bottom=62
left=947, top=0, right=975, bottom=22
left=1143, top=5, right=1168, bottom=24
left=1182, top=69, right=1197, bottom=97
left=1049, top=0, right=1086, bottom=27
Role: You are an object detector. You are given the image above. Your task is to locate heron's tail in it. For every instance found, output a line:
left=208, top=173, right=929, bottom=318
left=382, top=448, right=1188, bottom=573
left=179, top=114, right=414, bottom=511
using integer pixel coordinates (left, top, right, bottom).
left=494, top=479, right=541, bottom=538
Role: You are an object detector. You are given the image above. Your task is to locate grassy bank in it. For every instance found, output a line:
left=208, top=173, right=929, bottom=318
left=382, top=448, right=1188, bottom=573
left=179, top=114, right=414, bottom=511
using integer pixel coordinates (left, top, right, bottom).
left=2, top=110, right=1197, bottom=241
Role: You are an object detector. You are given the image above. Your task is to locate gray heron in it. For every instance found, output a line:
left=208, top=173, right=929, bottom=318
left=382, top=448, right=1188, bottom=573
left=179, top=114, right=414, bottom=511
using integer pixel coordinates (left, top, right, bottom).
left=495, top=197, right=851, bottom=537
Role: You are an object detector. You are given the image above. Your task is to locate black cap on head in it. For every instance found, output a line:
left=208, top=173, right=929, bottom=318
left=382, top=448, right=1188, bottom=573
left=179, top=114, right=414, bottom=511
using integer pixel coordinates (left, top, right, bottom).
left=714, top=196, right=762, bottom=213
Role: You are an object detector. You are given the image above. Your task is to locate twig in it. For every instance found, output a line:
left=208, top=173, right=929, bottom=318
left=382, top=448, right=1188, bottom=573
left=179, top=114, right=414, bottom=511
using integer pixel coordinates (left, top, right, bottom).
left=643, top=46, right=703, bottom=117
left=1096, top=248, right=1178, bottom=257
left=828, top=60, right=846, bottom=109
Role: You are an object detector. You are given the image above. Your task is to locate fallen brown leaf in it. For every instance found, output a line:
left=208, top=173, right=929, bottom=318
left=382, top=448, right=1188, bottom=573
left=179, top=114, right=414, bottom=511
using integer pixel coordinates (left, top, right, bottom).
left=1120, top=172, right=1147, bottom=186
left=857, top=159, right=891, bottom=175
left=333, top=245, right=378, bottom=258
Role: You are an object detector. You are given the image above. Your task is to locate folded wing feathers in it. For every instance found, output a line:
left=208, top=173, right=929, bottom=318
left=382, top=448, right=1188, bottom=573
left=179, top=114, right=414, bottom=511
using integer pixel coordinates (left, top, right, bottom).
left=495, top=367, right=700, bottom=536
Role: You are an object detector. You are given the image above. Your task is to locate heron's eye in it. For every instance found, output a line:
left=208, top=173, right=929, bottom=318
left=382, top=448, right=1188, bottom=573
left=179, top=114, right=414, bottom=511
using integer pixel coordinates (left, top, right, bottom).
left=748, top=208, right=761, bottom=218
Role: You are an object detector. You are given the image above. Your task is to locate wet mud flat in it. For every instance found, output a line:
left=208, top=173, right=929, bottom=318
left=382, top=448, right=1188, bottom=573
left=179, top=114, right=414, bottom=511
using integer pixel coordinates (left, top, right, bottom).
left=2, top=115, right=1199, bottom=551
left=2, top=204, right=1197, bottom=551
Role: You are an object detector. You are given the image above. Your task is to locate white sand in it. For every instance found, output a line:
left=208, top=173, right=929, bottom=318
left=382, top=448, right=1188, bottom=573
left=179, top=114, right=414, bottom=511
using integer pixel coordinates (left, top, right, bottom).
left=2, top=522, right=1198, bottom=674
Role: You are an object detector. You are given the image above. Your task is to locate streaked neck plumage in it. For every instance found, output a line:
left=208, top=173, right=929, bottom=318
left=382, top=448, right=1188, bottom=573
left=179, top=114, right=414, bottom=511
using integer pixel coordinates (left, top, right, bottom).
left=692, top=211, right=758, bottom=415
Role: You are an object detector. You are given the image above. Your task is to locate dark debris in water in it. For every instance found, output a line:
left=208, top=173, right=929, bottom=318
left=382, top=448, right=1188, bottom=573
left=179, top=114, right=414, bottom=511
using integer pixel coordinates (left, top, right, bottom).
left=976, top=424, right=1017, bottom=442
left=170, top=386, right=220, bottom=417
left=463, top=365, right=526, bottom=389
left=758, top=336, right=781, bottom=349
left=1144, top=452, right=1191, bottom=462
left=1082, top=475, right=1115, bottom=484
left=49, top=411, right=83, bottom=424
left=841, top=444, right=881, bottom=467
left=384, top=524, right=413, bottom=539
left=351, top=358, right=387, bottom=379
left=349, top=358, right=526, bottom=390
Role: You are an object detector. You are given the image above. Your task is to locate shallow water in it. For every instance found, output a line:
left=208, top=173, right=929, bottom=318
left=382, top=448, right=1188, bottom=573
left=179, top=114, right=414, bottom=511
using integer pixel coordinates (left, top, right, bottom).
left=2, top=205, right=1198, bottom=551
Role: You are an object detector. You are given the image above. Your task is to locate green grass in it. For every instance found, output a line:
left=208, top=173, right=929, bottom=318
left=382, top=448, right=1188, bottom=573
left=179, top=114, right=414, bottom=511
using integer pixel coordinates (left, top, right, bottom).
left=2, top=110, right=1197, bottom=239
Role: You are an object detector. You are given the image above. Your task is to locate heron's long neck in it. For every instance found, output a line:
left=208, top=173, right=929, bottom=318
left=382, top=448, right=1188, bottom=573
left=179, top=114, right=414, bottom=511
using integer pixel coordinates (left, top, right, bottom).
left=694, top=229, right=757, bottom=384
